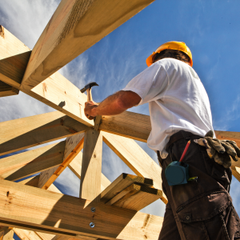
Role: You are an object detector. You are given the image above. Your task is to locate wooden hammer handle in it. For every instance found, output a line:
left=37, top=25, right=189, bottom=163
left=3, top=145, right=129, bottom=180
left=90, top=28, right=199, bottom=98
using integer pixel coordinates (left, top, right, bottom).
left=86, top=88, right=92, bottom=101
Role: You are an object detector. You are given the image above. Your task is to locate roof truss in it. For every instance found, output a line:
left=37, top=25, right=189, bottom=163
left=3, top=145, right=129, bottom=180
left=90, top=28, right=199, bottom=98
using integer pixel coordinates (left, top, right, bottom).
left=0, top=1, right=239, bottom=240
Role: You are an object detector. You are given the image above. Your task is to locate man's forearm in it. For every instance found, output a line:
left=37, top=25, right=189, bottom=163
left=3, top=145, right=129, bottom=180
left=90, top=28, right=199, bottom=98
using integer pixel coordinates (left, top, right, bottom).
left=87, top=90, right=141, bottom=117
left=92, top=91, right=132, bottom=116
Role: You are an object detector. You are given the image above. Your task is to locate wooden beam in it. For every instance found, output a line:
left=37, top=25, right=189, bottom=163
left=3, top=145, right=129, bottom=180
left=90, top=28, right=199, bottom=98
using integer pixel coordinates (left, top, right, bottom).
left=100, top=173, right=161, bottom=211
left=215, top=130, right=240, bottom=147
left=19, top=175, right=40, bottom=187
left=0, top=179, right=162, bottom=239
left=100, top=173, right=153, bottom=202
left=0, top=51, right=31, bottom=88
left=53, top=235, right=95, bottom=240
left=21, top=0, right=155, bottom=90
left=105, top=183, right=162, bottom=211
left=80, top=130, right=102, bottom=201
left=68, top=151, right=111, bottom=191
left=100, top=111, right=151, bottom=142
left=0, top=227, right=9, bottom=240
left=0, top=26, right=92, bottom=127
left=19, top=174, right=159, bottom=240
left=0, top=81, right=18, bottom=97
left=13, top=228, right=42, bottom=240
left=0, top=111, right=89, bottom=156
left=38, top=133, right=85, bottom=189
left=0, top=228, right=14, bottom=240
left=15, top=171, right=64, bottom=240
left=0, top=25, right=29, bottom=58
left=0, top=141, right=65, bottom=181
left=232, top=166, right=240, bottom=182
left=0, top=227, right=8, bottom=240
left=214, top=131, right=240, bottom=168
left=102, top=132, right=167, bottom=203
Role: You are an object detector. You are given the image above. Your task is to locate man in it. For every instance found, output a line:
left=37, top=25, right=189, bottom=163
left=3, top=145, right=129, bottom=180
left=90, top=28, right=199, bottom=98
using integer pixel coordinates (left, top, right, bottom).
left=84, top=41, right=240, bottom=239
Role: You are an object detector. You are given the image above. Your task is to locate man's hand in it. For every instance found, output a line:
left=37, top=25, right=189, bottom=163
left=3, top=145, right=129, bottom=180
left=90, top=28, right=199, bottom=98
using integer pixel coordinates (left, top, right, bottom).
left=84, top=101, right=98, bottom=120
left=194, top=130, right=240, bottom=168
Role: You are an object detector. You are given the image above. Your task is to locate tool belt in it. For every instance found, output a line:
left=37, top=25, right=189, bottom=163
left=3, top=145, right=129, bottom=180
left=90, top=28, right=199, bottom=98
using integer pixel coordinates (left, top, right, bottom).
left=166, top=130, right=202, bottom=151
left=157, top=131, right=203, bottom=186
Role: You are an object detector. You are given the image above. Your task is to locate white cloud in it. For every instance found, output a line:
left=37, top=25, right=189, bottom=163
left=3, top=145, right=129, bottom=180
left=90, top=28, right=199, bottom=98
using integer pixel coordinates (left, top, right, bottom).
left=0, top=0, right=60, bottom=48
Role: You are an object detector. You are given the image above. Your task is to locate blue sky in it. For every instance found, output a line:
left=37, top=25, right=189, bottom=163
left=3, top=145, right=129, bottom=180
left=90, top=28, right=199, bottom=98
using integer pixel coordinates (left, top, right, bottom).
left=0, top=0, right=240, bottom=221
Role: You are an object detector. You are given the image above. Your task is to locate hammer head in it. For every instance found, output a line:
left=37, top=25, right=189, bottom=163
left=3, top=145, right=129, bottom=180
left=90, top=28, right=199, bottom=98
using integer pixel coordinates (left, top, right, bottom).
left=80, top=82, right=99, bottom=93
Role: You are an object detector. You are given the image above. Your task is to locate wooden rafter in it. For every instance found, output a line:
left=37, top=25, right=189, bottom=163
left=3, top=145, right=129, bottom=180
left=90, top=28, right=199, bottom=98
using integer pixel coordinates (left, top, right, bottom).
left=0, top=81, right=19, bottom=97
left=0, top=141, right=65, bottom=181
left=1, top=0, right=240, bottom=239
left=0, top=111, right=88, bottom=156
left=0, top=179, right=163, bottom=239
left=38, top=133, right=84, bottom=190
left=0, top=227, right=14, bottom=240
left=21, top=0, right=155, bottom=91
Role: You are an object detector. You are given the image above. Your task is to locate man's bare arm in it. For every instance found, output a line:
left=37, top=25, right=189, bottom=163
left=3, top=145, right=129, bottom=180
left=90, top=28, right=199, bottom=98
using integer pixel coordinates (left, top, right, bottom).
left=84, top=90, right=141, bottom=119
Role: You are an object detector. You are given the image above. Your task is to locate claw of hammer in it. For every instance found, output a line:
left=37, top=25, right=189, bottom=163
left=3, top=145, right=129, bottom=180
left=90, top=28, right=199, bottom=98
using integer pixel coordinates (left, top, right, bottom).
left=80, top=82, right=99, bottom=101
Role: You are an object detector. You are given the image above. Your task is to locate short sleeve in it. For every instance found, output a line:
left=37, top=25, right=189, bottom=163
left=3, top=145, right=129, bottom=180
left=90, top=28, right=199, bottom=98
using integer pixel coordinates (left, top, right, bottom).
left=122, top=62, right=169, bottom=105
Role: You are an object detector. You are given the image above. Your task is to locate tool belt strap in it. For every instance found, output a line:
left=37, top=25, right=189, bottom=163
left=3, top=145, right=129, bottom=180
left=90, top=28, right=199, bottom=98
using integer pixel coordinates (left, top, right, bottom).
left=166, top=130, right=202, bottom=150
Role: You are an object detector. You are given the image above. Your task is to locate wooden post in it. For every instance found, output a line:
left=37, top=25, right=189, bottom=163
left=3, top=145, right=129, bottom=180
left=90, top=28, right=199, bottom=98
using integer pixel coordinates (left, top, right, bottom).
left=80, top=129, right=102, bottom=201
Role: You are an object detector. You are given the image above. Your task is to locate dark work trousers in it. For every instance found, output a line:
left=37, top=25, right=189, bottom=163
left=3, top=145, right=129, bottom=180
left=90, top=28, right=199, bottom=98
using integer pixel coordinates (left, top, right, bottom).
left=158, top=130, right=240, bottom=240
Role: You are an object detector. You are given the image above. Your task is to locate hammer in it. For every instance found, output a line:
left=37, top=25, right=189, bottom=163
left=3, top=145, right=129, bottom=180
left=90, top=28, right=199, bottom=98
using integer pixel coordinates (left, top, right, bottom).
left=80, top=82, right=99, bottom=101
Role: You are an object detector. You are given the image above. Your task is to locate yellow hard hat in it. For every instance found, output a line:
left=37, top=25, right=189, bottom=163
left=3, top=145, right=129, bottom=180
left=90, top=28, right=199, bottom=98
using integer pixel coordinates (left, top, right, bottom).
left=146, top=41, right=193, bottom=67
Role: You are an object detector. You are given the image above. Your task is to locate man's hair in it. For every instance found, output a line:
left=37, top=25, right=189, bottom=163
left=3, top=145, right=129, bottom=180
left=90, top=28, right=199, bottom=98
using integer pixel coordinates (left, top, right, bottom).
left=153, top=49, right=190, bottom=64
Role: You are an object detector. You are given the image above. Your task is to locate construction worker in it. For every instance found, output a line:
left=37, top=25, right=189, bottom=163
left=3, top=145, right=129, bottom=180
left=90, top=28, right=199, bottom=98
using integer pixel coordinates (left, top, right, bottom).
left=84, top=41, right=240, bottom=239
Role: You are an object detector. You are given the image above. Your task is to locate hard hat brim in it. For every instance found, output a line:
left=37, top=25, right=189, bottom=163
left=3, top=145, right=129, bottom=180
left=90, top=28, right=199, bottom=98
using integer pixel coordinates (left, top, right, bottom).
left=146, top=41, right=193, bottom=67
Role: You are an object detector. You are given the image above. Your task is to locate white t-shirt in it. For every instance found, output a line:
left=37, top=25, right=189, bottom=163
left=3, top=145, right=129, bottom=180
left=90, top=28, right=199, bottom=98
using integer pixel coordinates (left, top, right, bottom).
left=122, top=58, right=214, bottom=157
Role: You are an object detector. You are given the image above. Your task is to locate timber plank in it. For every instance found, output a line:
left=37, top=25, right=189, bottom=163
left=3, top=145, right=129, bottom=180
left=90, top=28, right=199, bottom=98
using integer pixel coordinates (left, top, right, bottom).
left=0, top=227, right=8, bottom=240
left=19, top=175, right=40, bottom=187
left=232, top=166, right=240, bottom=182
left=1, top=229, right=13, bottom=240
left=0, top=51, right=31, bottom=88
left=0, top=81, right=18, bottom=97
left=106, top=183, right=162, bottom=211
left=35, top=231, right=56, bottom=240
left=100, top=173, right=153, bottom=203
left=38, top=167, right=59, bottom=189
left=0, top=111, right=89, bottom=156
left=100, top=111, right=151, bottom=142
left=21, top=0, right=155, bottom=90
left=215, top=130, right=240, bottom=147
left=80, top=130, right=102, bottom=201
left=13, top=228, right=42, bottom=240
left=0, top=141, right=65, bottom=181
left=214, top=131, right=240, bottom=167
left=0, top=25, right=30, bottom=58
left=38, top=133, right=85, bottom=189
left=0, top=179, right=162, bottom=239
left=68, top=152, right=111, bottom=192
